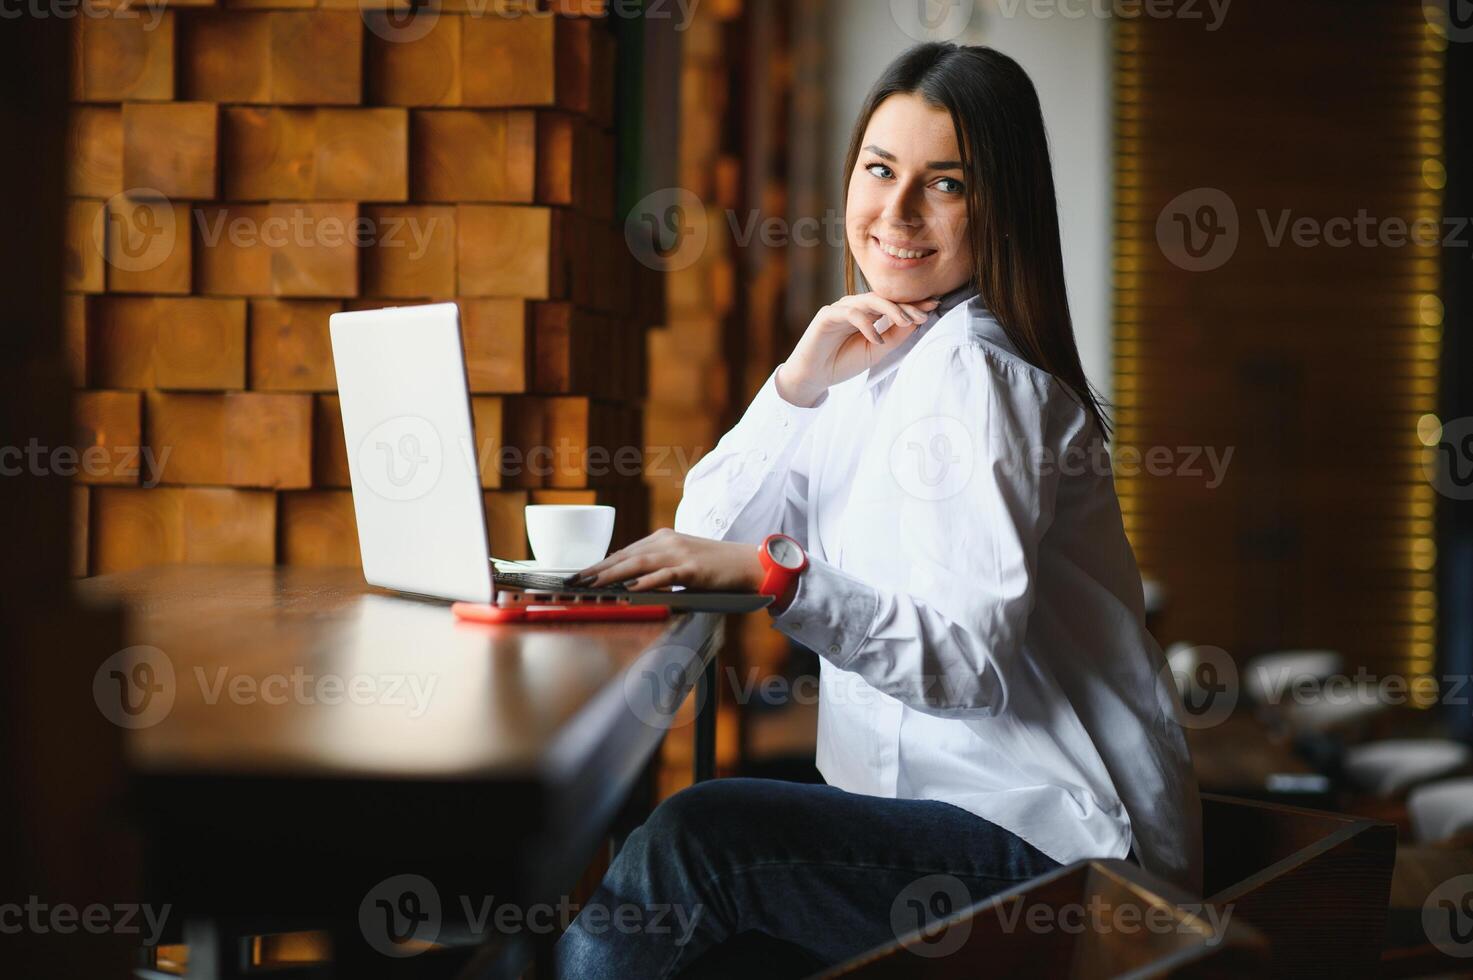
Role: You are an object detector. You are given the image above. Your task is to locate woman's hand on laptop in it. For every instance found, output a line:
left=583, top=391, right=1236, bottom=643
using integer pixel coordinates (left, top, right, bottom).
left=567, top=528, right=762, bottom=593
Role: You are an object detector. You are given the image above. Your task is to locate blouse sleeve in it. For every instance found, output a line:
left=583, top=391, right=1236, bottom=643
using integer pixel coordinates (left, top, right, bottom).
left=769, top=342, right=1086, bottom=719
left=672, top=365, right=825, bottom=549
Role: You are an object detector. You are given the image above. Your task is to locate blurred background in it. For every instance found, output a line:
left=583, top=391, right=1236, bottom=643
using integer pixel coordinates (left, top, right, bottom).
left=5, top=0, right=1473, bottom=974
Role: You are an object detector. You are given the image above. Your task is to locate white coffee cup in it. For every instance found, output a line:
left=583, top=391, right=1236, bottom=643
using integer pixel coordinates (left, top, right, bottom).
left=524, top=504, right=616, bottom=568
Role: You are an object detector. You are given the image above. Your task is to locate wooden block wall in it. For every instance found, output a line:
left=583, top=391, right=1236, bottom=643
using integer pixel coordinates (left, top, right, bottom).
left=68, top=6, right=661, bottom=575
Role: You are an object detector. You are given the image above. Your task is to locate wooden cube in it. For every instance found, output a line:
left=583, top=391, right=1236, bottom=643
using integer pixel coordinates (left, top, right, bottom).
left=270, top=202, right=359, bottom=297
left=152, top=298, right=248, bottom=390
left=194, top=203, right=274, bottom=295
left=122, top=102, right=218, bottom=199
left=312, top=394, right=350, bottom=487
left=64, top=294, right=88, bottom=385
left=90, top=297, right=247, bottom=390
left=365, top=12, right=462, bottom=106
left=471, top=396, right=506, bottom=488
left=457, top=205, right=565, bottom=298
left=279, top=490, right=360, bottom=567
left=180, top=12, right=272, bottom=103
left=460, top=298, right=530, bottom=393
left=484, top=489, right=529, bottom=560
left=67, top=106, right=123, bottom=199
left=221, top=107, right=317, bottom=200
left=499, top=395, right=546, bottom=489
left=461, top=14, right=587, bottom=109
left=65, top=199, right=105, bottom=294
left=224, top=107, right=408, bottom=201
left=315, top=108, right=409, bottom=200
left=361, top=205, right=455, bottom=297
left=146, top=392, right=311, bottom=488
left=412, top=110, right=536, bottom=202
left=182, top=11, right=361, bottom=104
left=91, top=487, right=277, bottom=574
left=75, top=12, right=175, bottom=102
left=103, top=194, right=191, bottom=295
left=543, top=302, right=584, bottom=395
left=270, top=12, right=362, bottom=104
left=249, top=299, right=339, bottom=391
left=73, top=390, right=143, bottom=486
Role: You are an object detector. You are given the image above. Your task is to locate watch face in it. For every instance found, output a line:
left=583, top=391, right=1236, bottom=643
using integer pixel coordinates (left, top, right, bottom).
left=766, top=536, right=803, bottom=570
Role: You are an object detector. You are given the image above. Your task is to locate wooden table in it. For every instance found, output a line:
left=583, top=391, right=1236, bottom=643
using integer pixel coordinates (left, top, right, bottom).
left=76, top=565, right=725, bottom=979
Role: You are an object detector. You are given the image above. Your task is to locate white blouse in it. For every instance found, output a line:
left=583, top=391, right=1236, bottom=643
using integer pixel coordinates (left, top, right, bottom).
left=673, top=291, right=1203, bottom=894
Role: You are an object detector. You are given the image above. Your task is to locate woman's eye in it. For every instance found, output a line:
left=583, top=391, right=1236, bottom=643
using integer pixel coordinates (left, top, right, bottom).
left=866, top=163, right=894, bottom=180
left=936, top=177, right=964, bottom=194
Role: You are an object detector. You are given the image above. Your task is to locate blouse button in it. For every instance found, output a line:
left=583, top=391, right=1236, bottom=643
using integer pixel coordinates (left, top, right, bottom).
left=713, top=516, right=727, bottom=530
left=828, top=643, right=841, bottom=655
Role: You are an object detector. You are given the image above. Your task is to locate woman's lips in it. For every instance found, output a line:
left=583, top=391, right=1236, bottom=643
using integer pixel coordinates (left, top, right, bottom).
left=872, top=236, right=938, bottom=266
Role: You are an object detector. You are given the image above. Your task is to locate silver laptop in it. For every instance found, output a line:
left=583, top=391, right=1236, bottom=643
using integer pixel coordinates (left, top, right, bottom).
left=329, top=303, right=770, bottom=612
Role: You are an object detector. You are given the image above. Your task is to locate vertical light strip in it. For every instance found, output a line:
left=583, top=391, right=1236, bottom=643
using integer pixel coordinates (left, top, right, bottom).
left=1409, top=10, right=1449, bottom=684
left=1111, top=19, right=1142, bottom=542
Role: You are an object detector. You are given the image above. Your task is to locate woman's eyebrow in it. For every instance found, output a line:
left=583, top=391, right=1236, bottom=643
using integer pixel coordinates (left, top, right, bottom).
left=863, top=144, right=963, bottom=171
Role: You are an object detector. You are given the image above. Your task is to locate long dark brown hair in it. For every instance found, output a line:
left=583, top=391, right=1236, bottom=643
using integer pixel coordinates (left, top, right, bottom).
left=843, top=43, right=1112, bottom=441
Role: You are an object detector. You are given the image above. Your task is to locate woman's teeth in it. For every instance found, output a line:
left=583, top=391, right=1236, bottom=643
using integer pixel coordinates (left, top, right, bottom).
left=877, top=240, right=934, bottom=260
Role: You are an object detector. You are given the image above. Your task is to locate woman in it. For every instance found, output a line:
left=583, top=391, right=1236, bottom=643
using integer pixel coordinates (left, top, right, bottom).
left=558, top=42, right=1201, bottom=976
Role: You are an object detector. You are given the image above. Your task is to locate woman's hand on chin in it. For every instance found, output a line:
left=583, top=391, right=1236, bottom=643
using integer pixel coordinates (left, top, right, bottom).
left=778, top=292, right=940, bottom=405
left=568, top=528, right=764, bottom=593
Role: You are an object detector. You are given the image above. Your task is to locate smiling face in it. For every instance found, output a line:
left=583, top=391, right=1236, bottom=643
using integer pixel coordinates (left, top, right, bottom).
left=846, top=92, right=974, bottom=304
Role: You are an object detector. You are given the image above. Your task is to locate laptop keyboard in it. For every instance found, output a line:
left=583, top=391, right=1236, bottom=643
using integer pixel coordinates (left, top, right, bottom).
left=494, top=570, right=627, bottom=593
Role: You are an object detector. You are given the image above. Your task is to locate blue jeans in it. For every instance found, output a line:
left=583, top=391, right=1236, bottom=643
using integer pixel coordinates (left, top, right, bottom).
left=554, top=777, right=1064, bottom=979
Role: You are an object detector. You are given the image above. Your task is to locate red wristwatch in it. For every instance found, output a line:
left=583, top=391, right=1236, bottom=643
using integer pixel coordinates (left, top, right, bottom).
left=758, top=533, right=808, bottom=598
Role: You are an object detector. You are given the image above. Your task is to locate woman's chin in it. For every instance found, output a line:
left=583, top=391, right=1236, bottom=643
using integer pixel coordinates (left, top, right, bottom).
left=860, top=268, right=937, bottom=304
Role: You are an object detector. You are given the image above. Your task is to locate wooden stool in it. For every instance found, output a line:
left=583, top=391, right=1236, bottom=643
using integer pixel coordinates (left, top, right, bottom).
left=1201, top=793, right=1396, bottom=976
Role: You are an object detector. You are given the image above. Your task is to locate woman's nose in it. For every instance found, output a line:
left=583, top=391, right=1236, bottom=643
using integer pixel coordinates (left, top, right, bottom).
left=879, top=182, right=925, bottom=227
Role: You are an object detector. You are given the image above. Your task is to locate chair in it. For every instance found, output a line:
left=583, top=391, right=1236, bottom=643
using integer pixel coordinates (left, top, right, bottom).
left=1200, top=793, right=1396, bottom=976
left=1342, top=738, right=1472, bottom=797
left=813, top=859, right=1267, bottom=978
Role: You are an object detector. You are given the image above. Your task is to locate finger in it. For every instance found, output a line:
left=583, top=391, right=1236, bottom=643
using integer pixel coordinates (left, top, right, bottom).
left=575, top=532, right=662, bottom=577
left=583, top=552, right=666, bottom=588
left=843, top=308, right=890, bottom=346
left=863, top=295, right=923, bottom=331
left=626, top=565, right=687, bottom=592
left=899, top=303, right=935, bottom=324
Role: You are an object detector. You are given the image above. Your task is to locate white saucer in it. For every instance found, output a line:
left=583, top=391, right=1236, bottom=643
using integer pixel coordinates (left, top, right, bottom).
left=493, top=559, right=587, bottom=575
